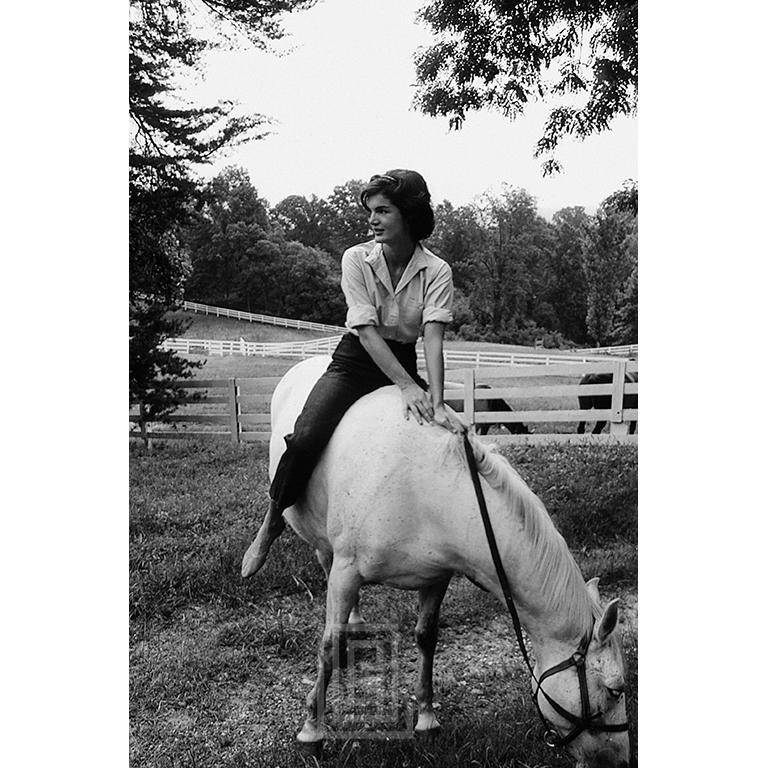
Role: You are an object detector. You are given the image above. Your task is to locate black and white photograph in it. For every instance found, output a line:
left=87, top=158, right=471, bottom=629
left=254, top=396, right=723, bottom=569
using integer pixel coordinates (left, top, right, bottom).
left=128, top=2, right=638, bottom=767
left=10, top=2, right=767, bottom=766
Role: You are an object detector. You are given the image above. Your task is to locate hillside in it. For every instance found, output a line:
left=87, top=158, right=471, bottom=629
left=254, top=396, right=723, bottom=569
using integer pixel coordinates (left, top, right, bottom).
left=168, top=311, right=330, bottom=343
left=173, top=310, right=585, bottom=356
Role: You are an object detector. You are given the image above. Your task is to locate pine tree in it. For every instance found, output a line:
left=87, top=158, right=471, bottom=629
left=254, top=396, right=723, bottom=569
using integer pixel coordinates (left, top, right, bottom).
left=129, top=0, right=315, bottom=422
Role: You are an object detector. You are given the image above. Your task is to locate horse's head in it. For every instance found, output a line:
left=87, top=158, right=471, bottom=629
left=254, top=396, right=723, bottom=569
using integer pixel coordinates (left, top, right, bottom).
left=532, top=579, right=630, bottom=768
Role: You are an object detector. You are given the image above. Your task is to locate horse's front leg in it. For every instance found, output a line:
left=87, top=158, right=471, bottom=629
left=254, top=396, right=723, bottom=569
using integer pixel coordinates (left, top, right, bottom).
left=298, top=560, right=361, bottom=746
left=414, top=578, right=450, bottom=734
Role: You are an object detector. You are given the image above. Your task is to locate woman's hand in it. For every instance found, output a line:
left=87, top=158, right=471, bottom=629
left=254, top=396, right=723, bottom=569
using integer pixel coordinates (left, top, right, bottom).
left=400, top=383, right=434, bottom=424
left=431, top=404, right=468, bottom=434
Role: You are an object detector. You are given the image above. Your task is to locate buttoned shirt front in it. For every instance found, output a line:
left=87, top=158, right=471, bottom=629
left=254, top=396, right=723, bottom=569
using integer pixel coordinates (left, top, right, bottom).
left=340, top=241, right=454, bottom=343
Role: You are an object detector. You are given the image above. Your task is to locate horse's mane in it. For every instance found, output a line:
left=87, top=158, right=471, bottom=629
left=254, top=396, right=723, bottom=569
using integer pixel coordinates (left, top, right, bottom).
left=462, top=436, right=596, bottom=638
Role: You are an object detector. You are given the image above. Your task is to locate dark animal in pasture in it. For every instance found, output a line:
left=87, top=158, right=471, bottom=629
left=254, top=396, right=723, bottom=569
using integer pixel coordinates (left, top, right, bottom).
left=445, top=384, right=530, bottom=436
left=577, top=372, right=638, bottom=435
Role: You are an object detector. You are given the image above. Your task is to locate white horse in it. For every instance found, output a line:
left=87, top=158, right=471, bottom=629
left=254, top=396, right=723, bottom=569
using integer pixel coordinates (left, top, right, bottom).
left=242, top=356, right=630, bottom=768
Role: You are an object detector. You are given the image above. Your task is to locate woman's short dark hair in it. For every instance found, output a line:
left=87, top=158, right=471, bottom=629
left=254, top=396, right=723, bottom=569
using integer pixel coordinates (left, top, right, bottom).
left=360, top=169, right=435, bottom=241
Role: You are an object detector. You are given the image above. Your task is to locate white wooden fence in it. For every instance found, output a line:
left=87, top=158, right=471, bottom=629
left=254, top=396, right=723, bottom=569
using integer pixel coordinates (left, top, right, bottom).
left=161, top=335, right=624, bottom=367
left=180, top=300, right=637, bottom=361
left=130, top=359, right=637, bottom=445
left=182, top=300, right=347, bottom=334
left=572, top=343, right=639, bottom=357
left=160, top=335, right=344, bottom=359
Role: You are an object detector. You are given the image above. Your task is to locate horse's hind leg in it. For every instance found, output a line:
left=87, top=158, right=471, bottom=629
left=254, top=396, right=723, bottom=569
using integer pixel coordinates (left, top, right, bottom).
left=317, top=548, right=364, bottom=625
left=298, top=560, right=361, bottom=746
left=414, top=578, right=450, bottom=734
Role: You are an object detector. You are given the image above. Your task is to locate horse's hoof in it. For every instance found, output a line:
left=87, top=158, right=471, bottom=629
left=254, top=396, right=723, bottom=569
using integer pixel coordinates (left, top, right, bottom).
left=296, top=738, right=324, bottom=757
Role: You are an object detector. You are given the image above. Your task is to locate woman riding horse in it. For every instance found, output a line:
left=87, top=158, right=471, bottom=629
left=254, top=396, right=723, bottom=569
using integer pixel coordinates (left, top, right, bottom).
left=243, top=169, right=466, bottom=576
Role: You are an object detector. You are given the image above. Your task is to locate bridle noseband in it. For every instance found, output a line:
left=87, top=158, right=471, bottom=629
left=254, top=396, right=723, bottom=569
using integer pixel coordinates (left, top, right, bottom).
left=533, top=630, right=628, bottom=748
left=462, top=435, right=629, bottom=749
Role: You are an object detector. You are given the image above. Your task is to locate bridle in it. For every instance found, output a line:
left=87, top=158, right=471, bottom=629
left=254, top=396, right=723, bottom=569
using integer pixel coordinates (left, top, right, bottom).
left=462, top=435, right=629, bottom=749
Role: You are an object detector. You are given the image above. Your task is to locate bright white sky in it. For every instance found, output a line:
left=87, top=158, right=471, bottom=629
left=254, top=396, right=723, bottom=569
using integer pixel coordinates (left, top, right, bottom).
left=184, top=0, right=637, bottom=216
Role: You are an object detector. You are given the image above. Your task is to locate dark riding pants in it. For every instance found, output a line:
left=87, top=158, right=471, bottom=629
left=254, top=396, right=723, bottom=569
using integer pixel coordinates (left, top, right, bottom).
left=269, top=333, right=428, bottom=511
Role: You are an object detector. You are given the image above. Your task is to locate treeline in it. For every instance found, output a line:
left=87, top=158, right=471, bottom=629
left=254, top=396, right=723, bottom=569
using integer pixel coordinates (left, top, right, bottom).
left=182, top=167, right=637, bottom=348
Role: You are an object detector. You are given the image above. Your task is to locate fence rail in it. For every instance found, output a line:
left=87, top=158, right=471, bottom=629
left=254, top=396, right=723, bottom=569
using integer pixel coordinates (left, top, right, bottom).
left=161, top=335, right=344, bottom=358
left=182, top=300, right=347, bottom=334
left=572, top=343, right=638, bottom=357
left=181, top=300, right=637, bottom=360
left=161, top=335, right=626, bottom=367
left=130, top=360, right=637, bottom=446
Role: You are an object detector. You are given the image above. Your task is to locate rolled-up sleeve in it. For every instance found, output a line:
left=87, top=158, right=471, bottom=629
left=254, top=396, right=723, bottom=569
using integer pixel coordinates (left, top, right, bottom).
left=341, top=249, right=378, bottom=328
left=422, top=263, right=454, bottom=324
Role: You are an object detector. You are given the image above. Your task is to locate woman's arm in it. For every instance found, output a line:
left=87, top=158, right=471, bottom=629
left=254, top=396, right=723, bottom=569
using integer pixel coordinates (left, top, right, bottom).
left=422, top=321, right=447, bottom=409
left=357, top=325, right=434, bottom=424
left=423, top=321, right=466, bottom=434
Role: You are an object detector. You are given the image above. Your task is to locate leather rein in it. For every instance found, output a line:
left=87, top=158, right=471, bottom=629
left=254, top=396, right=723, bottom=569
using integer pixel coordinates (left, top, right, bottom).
left=462, top=434, right=629, bottom=749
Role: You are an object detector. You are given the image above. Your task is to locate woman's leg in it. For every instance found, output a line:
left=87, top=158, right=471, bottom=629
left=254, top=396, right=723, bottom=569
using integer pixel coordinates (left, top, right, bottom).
left=242, top=368, right=375, bottom=577
left=270, top=369, right=375, bottom=511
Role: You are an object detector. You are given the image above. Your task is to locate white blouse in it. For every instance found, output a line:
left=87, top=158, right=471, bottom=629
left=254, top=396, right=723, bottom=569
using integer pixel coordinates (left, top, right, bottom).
left=340, top=241, right=454, bottom=343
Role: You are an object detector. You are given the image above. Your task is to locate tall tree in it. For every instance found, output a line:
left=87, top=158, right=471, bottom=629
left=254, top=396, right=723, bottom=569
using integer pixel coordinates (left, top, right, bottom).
left=612, top=261, right=638, bottom=345
left=185, top=167, right=346, bottom=325
left=324, top=180, right=370, bottom=257
left=184, top=166, right=273, bottom=306
left=429, top=200, right=486, bottom=295
left=129, top=0, right=314, bottom=416
left=581, top=183, right=637, bottom=346
left=273, top=194, right=335, bottom=253
left=470, top=187, right=554, bottom=339
left=414, top=0, right=637, bottom=173
left=547, top=206, right=591, bottom=343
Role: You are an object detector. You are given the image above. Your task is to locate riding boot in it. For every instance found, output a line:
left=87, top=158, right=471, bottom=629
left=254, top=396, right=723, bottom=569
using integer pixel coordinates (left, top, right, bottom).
left=241, top=499, right=286, bottom=578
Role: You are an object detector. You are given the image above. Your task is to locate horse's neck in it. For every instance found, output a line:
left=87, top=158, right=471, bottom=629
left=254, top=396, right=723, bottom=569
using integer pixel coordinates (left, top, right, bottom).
left=463, top=488, right=592, bottom=650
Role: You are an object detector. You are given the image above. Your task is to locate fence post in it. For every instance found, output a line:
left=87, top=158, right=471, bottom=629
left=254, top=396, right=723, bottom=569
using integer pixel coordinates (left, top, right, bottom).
left=463, top=368, right=476, bottom=428
left=609, top=359, right=628, bottom=434
left=139, top=401, right=153, bottom=452
left=228, top=378, right=241, bottom=444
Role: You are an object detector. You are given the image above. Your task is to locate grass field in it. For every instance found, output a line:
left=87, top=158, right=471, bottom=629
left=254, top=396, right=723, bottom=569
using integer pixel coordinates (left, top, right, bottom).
left=170, top=311, right=332, bottom=344
left=130, top=441, right=637, bottom=768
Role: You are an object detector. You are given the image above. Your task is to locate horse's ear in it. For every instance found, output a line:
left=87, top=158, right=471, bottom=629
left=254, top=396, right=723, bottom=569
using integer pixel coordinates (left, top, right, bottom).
left=595, top=598, right=620, bottom=644
left=585, top=577, right=601, bottom=604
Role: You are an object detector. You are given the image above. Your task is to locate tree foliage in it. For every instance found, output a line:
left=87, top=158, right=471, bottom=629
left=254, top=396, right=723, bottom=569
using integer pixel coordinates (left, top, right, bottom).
left=129, top=0, right=315, bottom=417
left=269, top=173, right=638, bottom=348
left=184, top=167, right=347, bottom=325
left=273, top=194, right=335, bottom=253
left=179, top=165, right=638, bottom=351
left=413, top=0, right=637, bottom=173
left=547, top=206, right=591, bottom=342
left=272, top=180, right=370, bottom=259
left=582, top=181, right=637, bottom=345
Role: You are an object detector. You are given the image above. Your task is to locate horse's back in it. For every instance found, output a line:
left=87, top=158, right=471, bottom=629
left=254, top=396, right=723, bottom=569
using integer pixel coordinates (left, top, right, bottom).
left=271, top=357, right=468, bottom=585
left=314, top=390, right=469, bottom=584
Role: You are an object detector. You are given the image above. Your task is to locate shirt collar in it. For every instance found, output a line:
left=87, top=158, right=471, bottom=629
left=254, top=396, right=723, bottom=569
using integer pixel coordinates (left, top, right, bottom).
left=365, top=243, right=429, bottom=295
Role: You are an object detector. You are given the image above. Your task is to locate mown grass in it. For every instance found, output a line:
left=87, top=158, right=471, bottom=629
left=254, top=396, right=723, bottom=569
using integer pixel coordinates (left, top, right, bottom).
left=170, top=311, right=331, bottom=343
left=130, top=441, right=637, bottom=768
